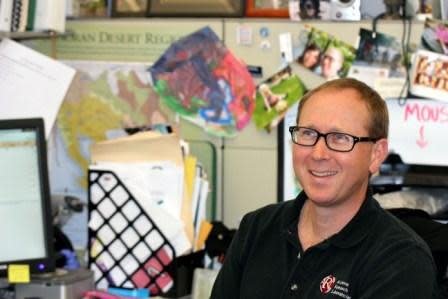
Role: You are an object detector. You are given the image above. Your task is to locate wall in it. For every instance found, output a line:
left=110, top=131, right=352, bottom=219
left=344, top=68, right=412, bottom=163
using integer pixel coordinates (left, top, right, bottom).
left=219, top=19, right=425, bottom=228
left=27, top=18, right=426, bottom=230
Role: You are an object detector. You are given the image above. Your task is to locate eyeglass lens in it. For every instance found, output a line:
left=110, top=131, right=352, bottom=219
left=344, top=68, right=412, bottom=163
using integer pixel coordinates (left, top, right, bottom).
left=293, top=127, right=354, bottom=152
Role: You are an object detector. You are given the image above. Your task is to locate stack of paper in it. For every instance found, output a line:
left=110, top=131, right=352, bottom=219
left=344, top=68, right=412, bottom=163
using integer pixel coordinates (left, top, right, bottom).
left=88, top=129, right=211, bottom=294
left=90, top=131, right=189, bottom=251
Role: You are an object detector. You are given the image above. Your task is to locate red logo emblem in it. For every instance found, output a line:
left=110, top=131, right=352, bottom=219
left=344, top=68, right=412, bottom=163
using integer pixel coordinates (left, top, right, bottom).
left=320, top=275, right=336, bottom=294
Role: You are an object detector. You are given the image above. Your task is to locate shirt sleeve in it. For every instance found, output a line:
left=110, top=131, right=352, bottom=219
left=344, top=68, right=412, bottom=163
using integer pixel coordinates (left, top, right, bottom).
left=209, top=214, right=251, bottom=299
left=356, top=242, right=439, bottom=299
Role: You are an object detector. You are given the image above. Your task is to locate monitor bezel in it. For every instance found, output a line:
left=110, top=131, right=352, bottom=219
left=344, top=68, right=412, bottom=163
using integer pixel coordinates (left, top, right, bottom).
left=0, top=118, right=55, bottom=275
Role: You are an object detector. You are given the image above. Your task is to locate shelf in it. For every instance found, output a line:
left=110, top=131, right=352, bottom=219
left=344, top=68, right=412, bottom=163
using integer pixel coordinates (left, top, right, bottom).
left=0, top=30, right=71, bottom=41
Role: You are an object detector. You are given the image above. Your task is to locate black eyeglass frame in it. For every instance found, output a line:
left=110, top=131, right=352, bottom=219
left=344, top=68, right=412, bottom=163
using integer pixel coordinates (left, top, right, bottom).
left=289, top=126, right=379, bottom=152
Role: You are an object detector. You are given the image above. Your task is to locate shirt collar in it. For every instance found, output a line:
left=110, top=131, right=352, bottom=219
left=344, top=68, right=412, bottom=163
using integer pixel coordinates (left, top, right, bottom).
left=283, top=192, right=306, bottom=249
left=284, top=188, right=380, bottom=249
left=329, top=188, right=380, bottom=248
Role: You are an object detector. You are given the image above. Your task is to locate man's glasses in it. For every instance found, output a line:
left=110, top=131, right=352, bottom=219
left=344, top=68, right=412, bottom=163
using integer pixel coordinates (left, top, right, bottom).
left=289, top=126, right=378, bottom=152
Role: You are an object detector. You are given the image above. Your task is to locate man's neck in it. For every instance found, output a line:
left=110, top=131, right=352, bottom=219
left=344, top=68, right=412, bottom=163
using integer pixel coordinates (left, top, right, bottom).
left=298, top=196, right=365, bottom=251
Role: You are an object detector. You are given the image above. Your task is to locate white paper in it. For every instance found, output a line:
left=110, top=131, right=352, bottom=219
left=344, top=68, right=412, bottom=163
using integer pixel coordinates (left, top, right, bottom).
left=0, top=38, right=76, bottom=137
left=91, top=161, right=184, bottom=219
left=387, top=98, right=448, bottom=166
left=194, top=179, right=209, bottom=239
left=279, top=32, right=293, bottom=63
left=89, top=164, right=191, bottom=256
left=348, top=65, right=407, bottom=100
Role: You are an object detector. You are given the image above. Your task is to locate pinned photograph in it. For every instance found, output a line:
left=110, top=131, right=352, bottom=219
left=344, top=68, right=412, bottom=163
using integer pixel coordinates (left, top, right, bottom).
left=410, top=49, right=448, bottom=102
left=318, top=44, right=352, bottom=80
left=110, top=0, right=148, bottom=17
left=252, top=66, right=306, bottom=131
left=421, top=18, right=448, bottom=54
left=348, top=28, right=414, bottom=99
left=294, top=27, right=356, bottom=81
left=289, top=0, right=331, bottom=20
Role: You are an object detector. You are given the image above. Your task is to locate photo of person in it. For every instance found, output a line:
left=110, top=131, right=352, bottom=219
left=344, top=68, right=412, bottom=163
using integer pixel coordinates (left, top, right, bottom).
left=295, top=27, right=355, bottom=81
left=410, top=49, right=448, bottom=102
left=414, top=54, right=432, bottom=87
left=296, top=43, right=322, bottom=70
left=258, top=83, right=287, bottom=112
left=299, top=0, right=320, bottom=19
left=316, top=38, right=356, bottom=81
left=320, top=46, right=344, bottom=80
left=252, top=66, right=306, bottom=131
left=291, top=0, right=330, bottom=20
left=421, top=18, right=448, bottom=55
left=412, top=51, right=448, bottom=92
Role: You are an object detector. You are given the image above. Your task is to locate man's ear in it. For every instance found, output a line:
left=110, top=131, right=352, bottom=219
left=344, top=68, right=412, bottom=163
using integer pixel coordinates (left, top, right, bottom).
left=369, top=138, right=388, bottom=174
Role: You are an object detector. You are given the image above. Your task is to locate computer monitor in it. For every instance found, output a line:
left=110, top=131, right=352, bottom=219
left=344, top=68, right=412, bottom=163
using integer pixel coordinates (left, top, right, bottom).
left=0, top=118, right=55, bottom=275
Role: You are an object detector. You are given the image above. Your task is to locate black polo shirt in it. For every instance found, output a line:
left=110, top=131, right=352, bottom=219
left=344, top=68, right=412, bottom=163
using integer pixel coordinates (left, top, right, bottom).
left=210, top=191, right=439, bottom=299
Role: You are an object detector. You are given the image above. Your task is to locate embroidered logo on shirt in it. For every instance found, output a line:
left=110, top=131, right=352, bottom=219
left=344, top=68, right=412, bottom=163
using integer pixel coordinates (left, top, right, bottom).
left=320, top=275, right=351, bottom=298
left=320, top=275, right=336, bottom=293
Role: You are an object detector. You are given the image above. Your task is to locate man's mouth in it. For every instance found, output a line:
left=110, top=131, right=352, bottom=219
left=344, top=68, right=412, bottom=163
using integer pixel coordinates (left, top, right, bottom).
left=310, top=170, right=337, bottom=177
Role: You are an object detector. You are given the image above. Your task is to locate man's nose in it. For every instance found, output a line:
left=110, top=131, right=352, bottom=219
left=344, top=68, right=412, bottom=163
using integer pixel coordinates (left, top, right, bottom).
left=311, top=136, right=330, bottom=159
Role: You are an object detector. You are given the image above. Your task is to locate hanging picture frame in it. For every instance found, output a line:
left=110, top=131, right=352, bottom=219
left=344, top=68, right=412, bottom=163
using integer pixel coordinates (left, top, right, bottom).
left=245, top=0, right=289, bottom=17
left=147, top=0, right=244, bottom=17
left=110, top=0, right=149, bottom=17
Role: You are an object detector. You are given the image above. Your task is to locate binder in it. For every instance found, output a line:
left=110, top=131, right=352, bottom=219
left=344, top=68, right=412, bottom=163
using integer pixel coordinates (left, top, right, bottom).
left=10, top=0, right=28, bottom=32
left=26, top=0, right=36, bottom=31
left=33, top=0, right=66, bottom=32
left=88, top=169, right=177, bottom=296
left=0, top=0, right=13, bottom=32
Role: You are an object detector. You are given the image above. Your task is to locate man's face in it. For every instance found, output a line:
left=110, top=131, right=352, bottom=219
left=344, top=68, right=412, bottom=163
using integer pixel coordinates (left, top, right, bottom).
left=292, top=88, right=387, bottom=208
left=321, top=48, right=343, bottom=79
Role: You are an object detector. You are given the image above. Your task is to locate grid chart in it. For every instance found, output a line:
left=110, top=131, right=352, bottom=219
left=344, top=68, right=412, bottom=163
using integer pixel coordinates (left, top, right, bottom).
left=88, top=170, right=176, bottom=295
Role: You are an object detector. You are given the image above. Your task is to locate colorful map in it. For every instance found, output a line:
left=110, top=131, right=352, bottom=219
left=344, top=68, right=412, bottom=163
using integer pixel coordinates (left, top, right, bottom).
left=48, top=61, right=168, bottom=248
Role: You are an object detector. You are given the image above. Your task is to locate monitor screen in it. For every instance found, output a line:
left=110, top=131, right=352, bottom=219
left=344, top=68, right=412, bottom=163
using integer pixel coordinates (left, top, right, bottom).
left=0, top=118, right=54, bottom=275
left=278, top=102, right=302, bottom=202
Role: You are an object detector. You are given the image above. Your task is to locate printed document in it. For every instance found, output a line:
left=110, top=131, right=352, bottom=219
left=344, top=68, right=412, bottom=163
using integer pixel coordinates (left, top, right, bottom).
left=0, top=38, right=76, bottom=137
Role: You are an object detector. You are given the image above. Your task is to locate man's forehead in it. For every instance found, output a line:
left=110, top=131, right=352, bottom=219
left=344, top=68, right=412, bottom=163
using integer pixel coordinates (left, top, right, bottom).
left=309, top=87, right=360, bottom=99
left=302, top=89, right=366, bottom=113
left=300, top=90, right=371, bottom=132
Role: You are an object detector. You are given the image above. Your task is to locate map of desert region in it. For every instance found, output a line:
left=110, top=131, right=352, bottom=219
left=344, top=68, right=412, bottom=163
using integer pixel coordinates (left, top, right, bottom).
left=48, top=61, right=168, bottom=247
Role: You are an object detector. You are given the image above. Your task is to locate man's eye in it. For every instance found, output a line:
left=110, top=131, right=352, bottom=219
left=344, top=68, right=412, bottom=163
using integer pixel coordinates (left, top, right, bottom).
left=332, top=133, right=351, bottom=143
left=300, top=129, right=316, bottom=137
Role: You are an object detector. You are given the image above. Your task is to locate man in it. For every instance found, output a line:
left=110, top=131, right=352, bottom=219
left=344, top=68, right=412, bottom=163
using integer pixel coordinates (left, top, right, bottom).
left=210, top=78, right=438, bottom=298
left=320, top=47, right=344, bottom=80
